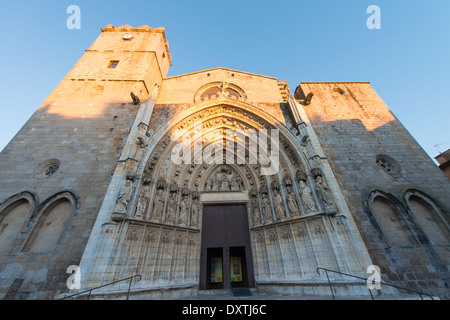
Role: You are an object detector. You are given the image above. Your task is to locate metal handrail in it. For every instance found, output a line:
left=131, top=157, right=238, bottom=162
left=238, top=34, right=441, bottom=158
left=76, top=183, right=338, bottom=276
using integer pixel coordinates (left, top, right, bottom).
left=316, top=267, right=434, bottom=300
left=59, top=274, right=142, bottom=300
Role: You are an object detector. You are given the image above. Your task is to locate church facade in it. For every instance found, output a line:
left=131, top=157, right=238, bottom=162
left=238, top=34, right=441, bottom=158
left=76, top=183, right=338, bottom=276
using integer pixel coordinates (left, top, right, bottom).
left=0, top=25, right=448, bottom=300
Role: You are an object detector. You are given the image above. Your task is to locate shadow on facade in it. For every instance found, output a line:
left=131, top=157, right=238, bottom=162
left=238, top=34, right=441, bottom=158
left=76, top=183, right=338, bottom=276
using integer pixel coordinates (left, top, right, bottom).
left=309, top=116, right=450, bottom=298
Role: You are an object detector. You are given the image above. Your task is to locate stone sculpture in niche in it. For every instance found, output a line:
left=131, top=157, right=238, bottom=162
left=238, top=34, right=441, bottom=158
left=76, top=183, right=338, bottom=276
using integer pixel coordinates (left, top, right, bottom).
left=262, top=193, right=272, bottom=223
left=212, top=173, right=220, bottom=191
left=298, top=180, right=317, bottom=213
left=115, top=181, right=132, bottom=214
left=296, top=169, right=307, bottom=184
left=283, top=176, right=293, bottom=192
left=205, top=178, right=213, bottom=191
left=250, top=196, right=261, bottom=226
left=178, top=195, right=188, bottom=226
left=169, top=181, right=179, bottom=193
left=156, top=178, right=167, bottom=190
left=135, top=183, right=150, bottom=218
left=236, top=175, right=243, bottom=190
left=259, top=184, right=268, bottom=195
left=112, top=172, right=136, bottom=222
left=165, top=192, right=177, bottom=224
left=286, top=191, right=300, bottom=216
left=230, top=176, right=238, bottom=190
left=271, top=179, right=280, bottom=192
left=273, top=190, right=286, bottom=220
left=190, top=198, right=200, bottom=228
left=315, top=174, right=334, bottom=208
left=204, top=166, right=244, bottom=191
left=137, top=136, right=147, bottom=148
left=151, top=189, right=165, bottom=222
left=221, top=174, right=230, bottom=191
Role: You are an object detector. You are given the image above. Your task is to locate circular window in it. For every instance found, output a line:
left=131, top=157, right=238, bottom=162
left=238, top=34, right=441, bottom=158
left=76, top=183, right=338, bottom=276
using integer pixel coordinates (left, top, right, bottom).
left=376, top=158, right=393, bottom=173
left=43, top=163, right=59, bottom=177
left=37, top=158, right=61, bottom=178
left=376, top=155, right=401, bottom=177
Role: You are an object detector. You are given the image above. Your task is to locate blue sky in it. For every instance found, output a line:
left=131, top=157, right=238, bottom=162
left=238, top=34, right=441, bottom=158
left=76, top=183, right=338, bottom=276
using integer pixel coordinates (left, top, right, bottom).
left=0, top=0, right=449, bottom=162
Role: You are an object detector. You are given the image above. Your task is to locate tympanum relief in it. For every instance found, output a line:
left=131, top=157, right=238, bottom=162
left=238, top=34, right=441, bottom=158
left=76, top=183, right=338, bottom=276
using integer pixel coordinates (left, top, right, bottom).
left=203, top=166, right=244, bottom=192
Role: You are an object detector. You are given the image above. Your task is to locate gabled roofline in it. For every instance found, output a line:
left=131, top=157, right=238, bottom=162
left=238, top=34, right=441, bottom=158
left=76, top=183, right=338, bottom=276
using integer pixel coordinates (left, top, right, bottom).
left=164, top=67, right=278, bottom=80
left=300, top=81, right=371, bottom=84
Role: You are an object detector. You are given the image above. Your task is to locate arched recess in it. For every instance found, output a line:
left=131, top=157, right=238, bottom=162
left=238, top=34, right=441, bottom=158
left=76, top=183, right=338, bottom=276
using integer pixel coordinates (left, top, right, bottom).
left=22, top=191, right=79, bottom=253
left=133, top=99, right=317, bottom=228
left=100, top=98, right=359, bottom=288
left=403, top=189, right=450, bottom=246
left=0, top=191, right=37, bottom=252
left=193, top=82, right=248, bottom=104
left=367, top=190, right=416, bottom=247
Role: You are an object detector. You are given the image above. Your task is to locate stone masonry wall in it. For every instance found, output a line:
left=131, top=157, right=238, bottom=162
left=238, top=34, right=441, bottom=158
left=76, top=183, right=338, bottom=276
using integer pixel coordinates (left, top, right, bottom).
left=297, top=82, right=450, bottom=298
left=0, top=25, right=169, bottom=299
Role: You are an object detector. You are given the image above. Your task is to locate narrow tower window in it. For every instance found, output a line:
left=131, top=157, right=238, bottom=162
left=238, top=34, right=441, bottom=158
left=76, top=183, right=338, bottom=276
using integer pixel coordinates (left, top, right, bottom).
left=108, top=60, right=119, bottom=69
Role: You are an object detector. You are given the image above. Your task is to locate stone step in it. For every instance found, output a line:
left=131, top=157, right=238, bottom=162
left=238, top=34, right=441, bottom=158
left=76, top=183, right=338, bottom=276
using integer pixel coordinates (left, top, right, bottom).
left=178, top=289, right=437, bottom=300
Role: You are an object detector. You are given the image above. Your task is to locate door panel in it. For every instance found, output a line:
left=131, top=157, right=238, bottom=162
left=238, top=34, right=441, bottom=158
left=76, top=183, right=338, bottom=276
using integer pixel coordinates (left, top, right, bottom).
left=199, top=204, right=255, bottom=289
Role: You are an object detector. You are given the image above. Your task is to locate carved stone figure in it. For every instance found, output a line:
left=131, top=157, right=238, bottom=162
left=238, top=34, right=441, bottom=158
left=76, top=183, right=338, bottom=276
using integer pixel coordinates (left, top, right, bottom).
left=212, top=173, right=220, bottom=191
left=226, top=168, right=233, bottom=181
left=132, top=136, right=148, bottom=160
left=271, top=180, right=280, bottom=191
left=135, top=183, right=150, bottom=218
left=156, top=178, right=166, bottom=190
left=206, top=178, right=213, bottom=191
left=169, top=181, right=179, bottom=193
left=142, top=174, right=152, bottom=186
left=283, top=176, right=293, bottom=192
left=251, top=197, right=261, bottom=226
left=296, top=169, right=307, bottom=183
left=273, top=190, right=286, bottom=220
left=114, top=180, right=132, bottom=214
left=260, top=184, right=268, bottom=195
left=190, top=198, right=200, bottom=227
left=262, top=193, right=272, bottom=223
left=152, top=189, right=165, bottom=221
left=286, top=191, right=300, bottom=216
left=221, top=174, right=230, bottom=191
left=130, top=92, right=140, bottom=105
left=178, top=196, right=188, bottom=225
left=236, top=175, right=243, bottom=190
left=137, top=136, right=147, bottom=148
left=298, top=180, right=317, bottom=213
left=165, top=192, right=177, bottom=224
left=230, top=176, right=239, bottom=191
left=205, top=166, right=245, bottom=192
left=305, top=92, right=314, bottom=105
left=315, top=175, right=334, bottom=208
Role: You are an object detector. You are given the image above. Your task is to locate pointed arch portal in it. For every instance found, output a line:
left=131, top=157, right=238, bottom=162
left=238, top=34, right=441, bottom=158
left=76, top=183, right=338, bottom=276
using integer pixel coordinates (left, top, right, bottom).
left=200, top=204, right=255, bottom=290
left=82, top=97, right=372, bottom=297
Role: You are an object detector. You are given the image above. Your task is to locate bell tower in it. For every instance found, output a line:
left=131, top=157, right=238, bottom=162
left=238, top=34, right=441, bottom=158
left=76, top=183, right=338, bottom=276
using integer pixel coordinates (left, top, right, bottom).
left=67, top=24, right=172, bottom=102
left=0, top=24, right=171, bottom=299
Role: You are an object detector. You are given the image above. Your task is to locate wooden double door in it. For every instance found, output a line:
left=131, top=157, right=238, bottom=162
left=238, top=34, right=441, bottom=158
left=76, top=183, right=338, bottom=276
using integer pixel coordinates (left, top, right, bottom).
left=199, top=204, right=255, bottom=290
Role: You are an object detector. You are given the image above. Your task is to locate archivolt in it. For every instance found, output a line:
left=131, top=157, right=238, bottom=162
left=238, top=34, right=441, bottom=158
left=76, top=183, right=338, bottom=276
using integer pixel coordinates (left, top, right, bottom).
left=137, top=99, right=311, bottom=192
left=0, top=191, right=38, bottom=222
